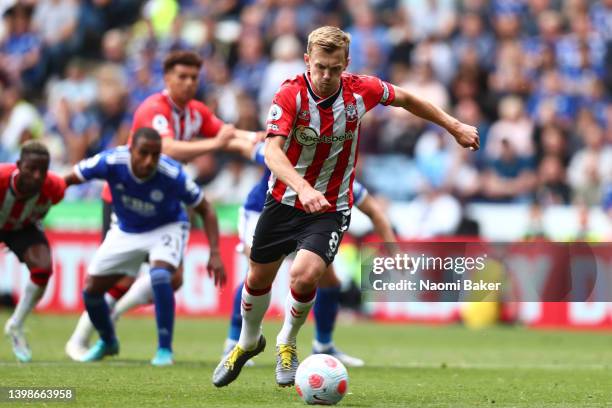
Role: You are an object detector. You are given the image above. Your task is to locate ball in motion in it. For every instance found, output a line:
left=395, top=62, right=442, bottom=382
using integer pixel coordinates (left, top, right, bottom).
left=295, top=354, right=349, bottom=405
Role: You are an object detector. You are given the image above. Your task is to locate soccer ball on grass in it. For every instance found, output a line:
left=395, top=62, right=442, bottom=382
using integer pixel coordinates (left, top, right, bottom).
left=295, top=354, right=348, bottom=405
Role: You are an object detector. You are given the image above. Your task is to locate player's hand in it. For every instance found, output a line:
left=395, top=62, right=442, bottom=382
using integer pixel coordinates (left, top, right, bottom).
left=298, top=185, right=331, bottom=214
left=214, top=124, right=236, bottom=148
left=449, top=122, right=480, bottom=151
left=207, top=251, right=227, bottom=287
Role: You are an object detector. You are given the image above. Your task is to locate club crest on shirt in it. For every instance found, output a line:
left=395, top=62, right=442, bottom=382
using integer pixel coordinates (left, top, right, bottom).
left=268, top=104, right=283, bottom=121
left=345, top=103, right=358, bottom=122
left=150, top=189, right=164, bottom=202
left=293, top=126, right=319, bottom=147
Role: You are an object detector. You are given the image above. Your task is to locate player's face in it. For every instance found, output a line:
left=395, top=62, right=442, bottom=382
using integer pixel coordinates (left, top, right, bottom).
left=16, top=154, right=49, bottom=196
left=164, top=64, right=200, bottom=105
left=130, top=139, right=162, bottom=179
left=304, top=47, right=349, bottom=98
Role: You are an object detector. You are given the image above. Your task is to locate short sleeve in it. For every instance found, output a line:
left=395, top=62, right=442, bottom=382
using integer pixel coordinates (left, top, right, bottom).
left=131, top=103, right=175, bottom=139
left=74, top=152, right=109, bottom=182
left=251, top=142, right=266, bottom=165
left=353, top=180, right=369, bottom=207
left=195, top=103, right=223, bottom=138
left=45, top=172, right=67, bottom=204
left=266, top=84, right=299, bottom=138
left=177, top=170, right=204, bottom=207
left=356, top=75, right=396, bottom=112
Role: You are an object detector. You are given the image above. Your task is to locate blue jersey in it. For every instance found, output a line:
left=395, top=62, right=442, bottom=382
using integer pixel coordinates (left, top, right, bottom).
left=244, top=143, right=269, bottom=212
left=75, top=147, right=203, bottom=233
left=243, top=143, right=368, bottom=211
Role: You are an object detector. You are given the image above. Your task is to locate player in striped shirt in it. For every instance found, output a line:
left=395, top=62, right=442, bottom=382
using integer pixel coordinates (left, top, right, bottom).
left=213, top=26, right=479, bottom=388
left=222, top=142, right=396, bottom=367
left=1, top=141, right=66, bottom=362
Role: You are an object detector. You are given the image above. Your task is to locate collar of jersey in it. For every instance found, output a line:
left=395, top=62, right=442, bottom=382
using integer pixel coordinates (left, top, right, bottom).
left=127, top=159, right=157, bottom=184
left=304, top=73, right=342, bottom=110
left=162, top=89, right=186, bottom=116
left=9, top=168, right=27, bottom=200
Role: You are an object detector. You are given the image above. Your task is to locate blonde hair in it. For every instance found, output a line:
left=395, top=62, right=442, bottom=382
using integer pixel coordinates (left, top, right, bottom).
left=307, top=26, right=351, bottom=60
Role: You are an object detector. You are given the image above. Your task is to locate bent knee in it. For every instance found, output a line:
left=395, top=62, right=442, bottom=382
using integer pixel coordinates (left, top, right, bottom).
left=29, top=266, right=52, bottom=286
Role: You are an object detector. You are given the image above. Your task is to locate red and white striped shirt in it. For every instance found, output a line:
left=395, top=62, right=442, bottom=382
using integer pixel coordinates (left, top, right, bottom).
left=0, top=164, right=66, bottom=231
left=265, top=73, right=395, bottom=212
left=130, top=90, right=223, bottom=142
left=102, top=90, right=224, bottom=202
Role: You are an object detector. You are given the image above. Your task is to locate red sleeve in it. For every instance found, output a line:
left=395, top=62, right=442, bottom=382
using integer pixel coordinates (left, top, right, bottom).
left=355, top=75, right=396, bottom=112
left=130, top=100, right=175, bottom=140
left=265, top=82, right=299, bottom=138
left=44, top=172, right=66, bottom=204
left=194, top=102, right=223, bottom=138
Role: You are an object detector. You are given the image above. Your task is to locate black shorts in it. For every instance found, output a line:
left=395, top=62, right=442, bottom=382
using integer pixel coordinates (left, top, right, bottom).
left=250, top=196, right=351, bottom=266
left=0, top=224, right=49, bottom=262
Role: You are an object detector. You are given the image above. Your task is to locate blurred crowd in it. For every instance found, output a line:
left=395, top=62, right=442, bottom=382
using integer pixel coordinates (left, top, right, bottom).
left=0, top=0, right=610, bottom=215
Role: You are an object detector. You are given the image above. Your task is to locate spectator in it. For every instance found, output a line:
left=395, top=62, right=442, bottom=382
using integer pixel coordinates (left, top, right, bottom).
left=567, top=123, right=612, bottom=205
left=482, top=138, right=537, bottom=202
left=0, top=83, right=43, bottom=161
left=486, top=96, right=535, bottom=160
left=0, top=4, right=44, bottom=92
left=537, top=154, right=571, bottom=204
left=31, top=0, right=79, bottom=77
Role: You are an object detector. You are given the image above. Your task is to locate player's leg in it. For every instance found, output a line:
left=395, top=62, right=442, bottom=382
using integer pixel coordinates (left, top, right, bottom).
left=65, top=276, right=134, bottom=361
left=80, top=225, right=147, bottom=362
left=81, top=273, right=125, bottom=361
left=275, top=249, right=325, bottom=386
left=223, top=281, right=245, bottom=354
left=313, top=265, right=364, bottom=367
left=213, top=258, right=282, bottom=387
left=222, top=206, right=259, bottom=357
left=274, top=209, right=352, bottom=385
left=3, top=226, right=53, bottom=362
left=213, top=199, right=299, bottom=387
left=146, top=221, right=190, bottom=366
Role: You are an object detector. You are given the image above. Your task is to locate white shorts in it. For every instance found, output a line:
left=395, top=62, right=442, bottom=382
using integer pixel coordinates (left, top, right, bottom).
left=236, top=207, right=261, bottom=253
left=88, top=222, right=190, bottom=277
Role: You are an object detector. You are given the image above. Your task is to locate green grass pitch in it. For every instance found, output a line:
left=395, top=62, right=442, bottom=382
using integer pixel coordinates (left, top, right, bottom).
left=1, top=311, right=612, bottom=407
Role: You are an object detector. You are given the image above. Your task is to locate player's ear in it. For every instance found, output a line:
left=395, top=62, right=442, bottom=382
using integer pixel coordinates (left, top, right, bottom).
left=345, top=56, right=350, bottom=70
left=304, top=53, right=310, bottom=71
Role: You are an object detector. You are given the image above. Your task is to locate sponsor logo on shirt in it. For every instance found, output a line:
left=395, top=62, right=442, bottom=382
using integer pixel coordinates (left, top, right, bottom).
left=121, top=195, right=156, bottom=216
left=267, top=123, right=280, bottom=132
left=293, top=126, right=354, bottom=146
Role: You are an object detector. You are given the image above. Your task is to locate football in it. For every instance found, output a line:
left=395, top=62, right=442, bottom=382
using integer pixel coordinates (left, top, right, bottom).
left=295, top=354, right=349, bottom=405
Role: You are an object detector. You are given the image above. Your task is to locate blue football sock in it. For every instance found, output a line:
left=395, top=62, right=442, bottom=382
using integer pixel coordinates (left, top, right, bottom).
left=228, top=281, right=244, bottom=342
left=150, top=267, right=175, bottom=351
left=313, top=286, right=341, bottom=345
left=83, top=291, right=116, bottom=344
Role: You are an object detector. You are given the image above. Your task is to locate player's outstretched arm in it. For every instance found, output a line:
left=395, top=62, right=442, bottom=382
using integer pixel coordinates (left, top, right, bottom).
left=265, top=135, right=330, bottom=214
left=224, top=130, right=265, bottom=159
left=64, top=172, right=83, bottom=187
left=357, top=194, right=396, bottom=243
left=193, top=196, right=226, bottom=287
left=162, top=124, right=237, bottom=162
left=390, top=86, right=480, bottom=151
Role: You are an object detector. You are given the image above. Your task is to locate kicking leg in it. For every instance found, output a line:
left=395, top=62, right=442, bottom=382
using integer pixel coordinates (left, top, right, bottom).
left=213, top=257, right=282, bottom=387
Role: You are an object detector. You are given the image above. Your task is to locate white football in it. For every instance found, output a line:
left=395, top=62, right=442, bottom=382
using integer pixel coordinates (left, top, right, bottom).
left=295, top=354, right=349, bottom=405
